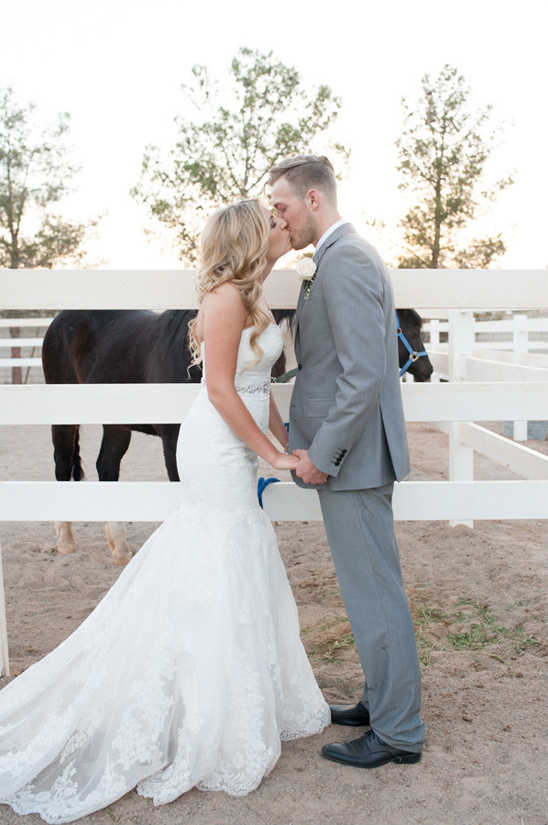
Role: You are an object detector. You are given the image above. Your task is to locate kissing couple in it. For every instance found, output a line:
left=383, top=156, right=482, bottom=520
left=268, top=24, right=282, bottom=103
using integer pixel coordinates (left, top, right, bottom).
left=1, top=155, right=423, bottom=824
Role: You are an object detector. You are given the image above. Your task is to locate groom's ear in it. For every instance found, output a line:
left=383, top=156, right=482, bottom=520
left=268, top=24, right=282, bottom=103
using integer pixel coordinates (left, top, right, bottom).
left=306, top=188, right=320, bottom=210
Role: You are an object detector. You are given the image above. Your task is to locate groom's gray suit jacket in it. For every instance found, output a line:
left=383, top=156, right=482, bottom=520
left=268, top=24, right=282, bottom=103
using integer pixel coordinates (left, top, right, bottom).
left=289, top=222, right=410, bottom=490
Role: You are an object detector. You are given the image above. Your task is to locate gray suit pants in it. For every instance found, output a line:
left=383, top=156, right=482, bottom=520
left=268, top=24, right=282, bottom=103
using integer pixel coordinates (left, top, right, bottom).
left=318, top=483, right=424, bottom=751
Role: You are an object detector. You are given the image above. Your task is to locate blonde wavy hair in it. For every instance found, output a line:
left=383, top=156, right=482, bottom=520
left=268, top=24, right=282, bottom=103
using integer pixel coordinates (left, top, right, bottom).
left=188, top=200, right=271, bottom=367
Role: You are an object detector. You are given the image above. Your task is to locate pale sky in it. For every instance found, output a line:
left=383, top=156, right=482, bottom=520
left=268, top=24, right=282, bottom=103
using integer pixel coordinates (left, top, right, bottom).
left=1, top=0, right=547, bottom=269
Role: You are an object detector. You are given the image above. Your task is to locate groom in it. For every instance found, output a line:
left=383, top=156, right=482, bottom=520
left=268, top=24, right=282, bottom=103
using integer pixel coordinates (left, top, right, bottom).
left=268, top=156, right=424, bottom=768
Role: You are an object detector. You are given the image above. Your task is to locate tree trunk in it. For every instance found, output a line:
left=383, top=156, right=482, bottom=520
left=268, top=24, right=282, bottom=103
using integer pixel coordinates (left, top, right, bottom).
left=432, top=172, right=443, bottom=269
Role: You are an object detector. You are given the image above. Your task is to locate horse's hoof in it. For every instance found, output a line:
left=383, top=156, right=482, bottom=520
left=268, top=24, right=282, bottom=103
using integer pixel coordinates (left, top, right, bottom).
left=56, top=542, right=76, bottom=555
left=105, top=523, right=131, bottom=563
left=112, top=552, right=132, bottom=566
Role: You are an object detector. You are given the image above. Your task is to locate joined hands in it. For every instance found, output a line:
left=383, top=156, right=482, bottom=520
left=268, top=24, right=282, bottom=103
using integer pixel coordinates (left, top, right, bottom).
left=270, top=449, right=328, bottom=483
left=271, top=451, right=300, bottom=471
left=293, top=449, right=328, bottom=485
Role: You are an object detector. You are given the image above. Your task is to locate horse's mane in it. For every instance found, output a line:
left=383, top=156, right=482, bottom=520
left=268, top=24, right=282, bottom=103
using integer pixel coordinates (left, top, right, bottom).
left=156, top=309, right=198, bottom=349
left=398, top=308, right=423, bottom=328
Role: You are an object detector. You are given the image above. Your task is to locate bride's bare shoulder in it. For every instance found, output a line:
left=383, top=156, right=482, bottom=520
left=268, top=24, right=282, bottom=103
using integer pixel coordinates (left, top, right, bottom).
left=203, top=281, right=244, bottom=307
left=201, top=284, right=248, bottom=331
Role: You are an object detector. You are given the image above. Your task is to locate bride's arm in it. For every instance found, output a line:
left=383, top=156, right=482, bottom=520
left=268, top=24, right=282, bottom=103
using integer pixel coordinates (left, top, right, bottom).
left=268, top=394, right=289, bottom=451
left=202, top=284, right=297, bottom=471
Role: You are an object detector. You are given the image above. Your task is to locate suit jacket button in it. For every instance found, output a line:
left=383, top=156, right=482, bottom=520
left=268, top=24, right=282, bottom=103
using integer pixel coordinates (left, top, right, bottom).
left=298, top=363, right=302, bottom=370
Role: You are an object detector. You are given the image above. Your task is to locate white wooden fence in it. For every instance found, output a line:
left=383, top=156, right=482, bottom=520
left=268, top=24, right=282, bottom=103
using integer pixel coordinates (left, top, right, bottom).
left=1, top=268, right=547, bottom=675
left=424, top=314, right=548, bottom=440
left=0, top=318, right=53, bottom=384
left=428, top=315, right=548, bottom=365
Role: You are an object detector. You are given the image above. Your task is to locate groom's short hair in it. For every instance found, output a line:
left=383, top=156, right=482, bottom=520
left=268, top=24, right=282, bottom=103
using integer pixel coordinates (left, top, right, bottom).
left=267, top=155, right=337, bottom=206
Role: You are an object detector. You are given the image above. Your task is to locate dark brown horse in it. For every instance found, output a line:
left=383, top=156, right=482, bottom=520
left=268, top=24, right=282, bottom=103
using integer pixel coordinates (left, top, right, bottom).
left=42, top=308, right=432, bottom=562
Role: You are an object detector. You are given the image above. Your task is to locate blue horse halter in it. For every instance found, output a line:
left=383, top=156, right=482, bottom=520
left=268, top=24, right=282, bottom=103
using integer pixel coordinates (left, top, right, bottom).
left=395, top=310, right=430, bottom=378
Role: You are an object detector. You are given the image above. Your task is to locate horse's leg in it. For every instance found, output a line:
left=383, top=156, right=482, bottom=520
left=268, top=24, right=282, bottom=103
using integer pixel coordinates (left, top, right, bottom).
left=97, top=425, right=133, bottom=565
left=51, top=424, right=80, bottom=554
left=159, top=424, right=181, bottom=481
left=105, top=523, right=132, bottom=566
left=55, top=522, right=76, bottom=555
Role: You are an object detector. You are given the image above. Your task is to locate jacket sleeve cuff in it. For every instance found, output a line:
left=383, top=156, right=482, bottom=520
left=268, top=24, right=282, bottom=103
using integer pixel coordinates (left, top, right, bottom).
left=308, top=444, right=348, bottom=478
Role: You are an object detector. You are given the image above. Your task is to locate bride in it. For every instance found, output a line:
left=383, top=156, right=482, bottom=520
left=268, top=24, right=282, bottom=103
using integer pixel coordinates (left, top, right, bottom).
left=0, top=200, right=330, bottom=824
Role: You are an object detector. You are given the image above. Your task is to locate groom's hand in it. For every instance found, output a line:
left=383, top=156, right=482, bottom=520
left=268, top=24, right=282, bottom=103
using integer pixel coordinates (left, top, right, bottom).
left=293, top=449, right=328, bottom=485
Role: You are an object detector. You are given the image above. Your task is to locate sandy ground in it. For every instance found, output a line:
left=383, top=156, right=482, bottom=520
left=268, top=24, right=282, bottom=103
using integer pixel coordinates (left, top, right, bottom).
left=0, top=421, right=546, bottom=825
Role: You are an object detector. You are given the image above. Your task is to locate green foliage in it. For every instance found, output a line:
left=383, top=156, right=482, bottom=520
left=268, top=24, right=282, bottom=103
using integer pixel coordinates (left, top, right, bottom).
left=395, top=65, right=513, bottom=269
left=0, top=86, right=98, bottom=269
left=132, top=47, right=349, bottom=262
left=412, top=594, right=540, bottom=665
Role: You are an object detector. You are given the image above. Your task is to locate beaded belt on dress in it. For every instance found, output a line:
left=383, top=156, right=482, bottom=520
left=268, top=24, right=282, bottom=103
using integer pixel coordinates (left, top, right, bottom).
left=201, top=379, right=271, bottom=396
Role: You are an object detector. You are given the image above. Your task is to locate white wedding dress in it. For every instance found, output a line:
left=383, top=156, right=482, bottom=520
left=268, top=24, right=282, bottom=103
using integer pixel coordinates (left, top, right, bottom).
left=0, top=324, right=330, bottom=824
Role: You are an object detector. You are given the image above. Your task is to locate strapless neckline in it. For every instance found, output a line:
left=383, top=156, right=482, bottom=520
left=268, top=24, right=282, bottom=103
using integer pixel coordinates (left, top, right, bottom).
left=199, top=323, right=276, bottom=349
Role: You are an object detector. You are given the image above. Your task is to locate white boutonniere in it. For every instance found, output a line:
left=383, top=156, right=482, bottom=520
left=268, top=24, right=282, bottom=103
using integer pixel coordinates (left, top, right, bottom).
left=296, top=257, right=317, bottom=300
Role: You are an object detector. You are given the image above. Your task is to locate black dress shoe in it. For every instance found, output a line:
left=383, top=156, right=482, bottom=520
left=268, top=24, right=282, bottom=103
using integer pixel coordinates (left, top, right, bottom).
left=322, top=729, right=422, bottom=769
left=329, top=700, right=370, bottom=727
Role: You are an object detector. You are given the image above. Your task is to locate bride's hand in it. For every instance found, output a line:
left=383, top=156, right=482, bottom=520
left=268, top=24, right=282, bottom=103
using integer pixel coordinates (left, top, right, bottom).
left=270, top=451, right=300, bottom=471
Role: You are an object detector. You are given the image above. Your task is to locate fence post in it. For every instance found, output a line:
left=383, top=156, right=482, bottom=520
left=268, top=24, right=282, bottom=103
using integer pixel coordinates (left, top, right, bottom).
left=449, top=310, right=475, bottom=528
left=429, top=318, right=440, bottom=348
left=0, top=535, right=9, bottom=676
left=9, top=325, right=22, bottom=384
left=511, top=315, right=528, bottom=440
left=429, top=319, right=441, bottom=383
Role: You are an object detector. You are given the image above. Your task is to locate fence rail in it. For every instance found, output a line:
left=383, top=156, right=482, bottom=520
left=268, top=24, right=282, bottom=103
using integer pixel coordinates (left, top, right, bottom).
left=1, top=268, right=546, bottom=310
left=1, top=380, right=546, bottom=425
left=2, top=480, right=545, bottom=523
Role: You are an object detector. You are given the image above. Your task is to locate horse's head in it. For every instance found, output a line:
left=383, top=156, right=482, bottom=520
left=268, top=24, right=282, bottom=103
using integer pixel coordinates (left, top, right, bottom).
left=396, top=309, right=434, bottom=382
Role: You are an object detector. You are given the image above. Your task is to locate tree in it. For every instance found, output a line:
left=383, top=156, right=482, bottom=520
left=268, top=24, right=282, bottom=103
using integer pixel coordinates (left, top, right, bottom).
left=0, top=86, right=98, bottom=270
left=1, top=86, right=100, bottom=383
left=395, top=65, right=513, bottom=269
left=132, top=47, right=349, bottom=262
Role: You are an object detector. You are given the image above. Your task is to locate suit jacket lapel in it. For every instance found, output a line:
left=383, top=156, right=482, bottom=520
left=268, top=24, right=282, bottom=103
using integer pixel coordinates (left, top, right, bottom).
left=294, top=223, right=356, bottom=347
left=314, top=222, right=355, bottom=267
left=294, top=284, right=305, bottom=358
